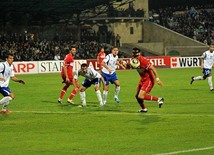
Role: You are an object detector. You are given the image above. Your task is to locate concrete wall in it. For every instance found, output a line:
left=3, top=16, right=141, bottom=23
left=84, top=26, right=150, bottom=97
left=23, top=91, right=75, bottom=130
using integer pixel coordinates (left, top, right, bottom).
left=142, top=21, right=208, bottom=56
left=110, top=20, right=143, bottom=45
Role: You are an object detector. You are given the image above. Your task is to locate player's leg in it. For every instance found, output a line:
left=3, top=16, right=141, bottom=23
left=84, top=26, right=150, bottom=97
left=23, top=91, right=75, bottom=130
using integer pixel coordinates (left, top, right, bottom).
left=207, top=74, right=213, bottom=91
left=58, top=84, right=70, bottom=104
left=58, top=76, right=70, bottom=103
left=136, top=86, right=147, bottom=112
left=103, top=85, right=109, bottom=105
left=111, top=72, right=120, bottom=103
left=113, top=80, right=121, bottom=103
left=101, top=72, right=109, bottom=105
left=0, top=88, right=13, bottom=114
left=191, top=68, right=209, bottom=84
left=79, top=87, right=87, bottom=107
left=67, top=79, right=80, bottom=104
left=140, top=80, right=164, bottom=108
left=94, top=83, right=103, bottom=106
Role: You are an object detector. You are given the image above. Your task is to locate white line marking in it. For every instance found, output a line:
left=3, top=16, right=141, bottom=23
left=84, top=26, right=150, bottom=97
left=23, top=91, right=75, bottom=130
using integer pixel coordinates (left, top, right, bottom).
left=154, top=146, right=214, bottom=155
left=11, top=110, right=214, bottom=117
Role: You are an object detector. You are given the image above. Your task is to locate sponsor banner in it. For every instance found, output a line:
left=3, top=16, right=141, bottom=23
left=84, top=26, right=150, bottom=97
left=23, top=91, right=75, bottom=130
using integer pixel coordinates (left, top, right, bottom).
left=170, top=57, right=200, bottom=68
left=13, top=61, right=38, bottom=74
left=14, top=60, right=86, bottom=74
left=12, top=56, right=201, bottom=75
left=146, top=56, right=171, bottom=67
left=38, top=60, right=86, bottom=73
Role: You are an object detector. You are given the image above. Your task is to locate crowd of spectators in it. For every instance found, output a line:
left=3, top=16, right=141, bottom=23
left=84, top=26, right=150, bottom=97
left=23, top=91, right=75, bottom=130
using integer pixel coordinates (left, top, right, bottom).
left=149, top=4, right=214, bottom=45
left=0, top=32, right=129, bottom=61
left=0, top=4, right=143, bottom=61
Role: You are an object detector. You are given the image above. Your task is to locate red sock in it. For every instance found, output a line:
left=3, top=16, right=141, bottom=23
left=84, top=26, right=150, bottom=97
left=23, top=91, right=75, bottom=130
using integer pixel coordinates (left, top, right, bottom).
left=144, top=95, right=158, bottom=101
left=68, top=89, right=77, bottom=100
left=59, top=85, right=69, bottom=99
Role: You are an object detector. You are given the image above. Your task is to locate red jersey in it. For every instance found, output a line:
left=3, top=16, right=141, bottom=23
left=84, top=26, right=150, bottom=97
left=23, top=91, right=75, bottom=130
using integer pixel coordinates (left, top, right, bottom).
left=136, top=56, right=155, bottom=83
left=97, top=52, right=106, bottom=64
left=61, top=53, right=74, bottom=79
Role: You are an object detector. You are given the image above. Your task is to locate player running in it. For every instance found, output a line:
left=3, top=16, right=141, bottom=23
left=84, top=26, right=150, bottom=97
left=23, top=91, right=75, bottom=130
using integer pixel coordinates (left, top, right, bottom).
left=191, top=43, right=214, bottom=91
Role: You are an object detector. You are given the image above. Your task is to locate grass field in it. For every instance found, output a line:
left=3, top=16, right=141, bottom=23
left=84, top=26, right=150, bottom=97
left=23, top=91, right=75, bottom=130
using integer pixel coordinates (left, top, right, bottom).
left=0, top=68, right=214, bottom=155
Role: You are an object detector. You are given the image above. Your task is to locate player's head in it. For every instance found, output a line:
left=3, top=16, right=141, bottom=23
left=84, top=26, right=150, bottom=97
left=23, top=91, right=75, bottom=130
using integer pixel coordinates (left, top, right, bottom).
left=111, top=47, right=119, bottom=57
left=70, top=46, right=76, bottom=55
left=132, top=47, right=141, bottom=58
left=100, top=47, right=105, bottom=52
left=81, top=63, right=88, bottom=73
left=5, top=53, right=14, bottom=65
left=209, top=43, right=214, bottom=52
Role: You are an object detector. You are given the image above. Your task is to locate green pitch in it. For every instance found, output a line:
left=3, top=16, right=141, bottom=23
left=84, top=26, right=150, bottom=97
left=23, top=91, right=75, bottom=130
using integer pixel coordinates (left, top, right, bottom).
left=0, top=68, right=213, bottom=155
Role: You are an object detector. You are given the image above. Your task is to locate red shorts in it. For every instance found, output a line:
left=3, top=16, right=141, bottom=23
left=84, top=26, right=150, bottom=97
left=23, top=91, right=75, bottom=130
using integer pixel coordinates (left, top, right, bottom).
left=137, top=79, right=154, bottom=93
left=61, top=75, right=74, bottom=85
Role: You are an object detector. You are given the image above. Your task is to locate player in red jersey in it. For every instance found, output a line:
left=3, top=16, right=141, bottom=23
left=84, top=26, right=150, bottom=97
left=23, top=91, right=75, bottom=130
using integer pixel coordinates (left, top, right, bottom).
left=97, top=47, right=106, bottom=73
left=58, top=46, right=79, bottom=104
left=131, top=47, right=164, bottom=113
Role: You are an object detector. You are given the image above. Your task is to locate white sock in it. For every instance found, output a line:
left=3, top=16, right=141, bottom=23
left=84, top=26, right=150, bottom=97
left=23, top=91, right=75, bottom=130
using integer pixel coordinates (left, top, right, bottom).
left=2, top=101, right=10, bottom=110
left=194, top=76, right=203, bottom=80
left=208, top=76, right=213, bottom=90
left=0, top=96, right=12, bottom=105
left=96, top=90, right=103, bottom=105
left=114, top=86, right=120, bottom=98
left=103, top=90, right=108, bottom=103
left=79, top=91, right=86, bottom=106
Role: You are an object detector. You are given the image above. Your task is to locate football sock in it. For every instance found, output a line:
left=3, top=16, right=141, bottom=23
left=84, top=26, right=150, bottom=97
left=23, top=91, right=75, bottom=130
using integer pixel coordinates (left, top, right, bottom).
left=144, top=95, right=158, bottom=101
left=0, top=96, right=12, bottom=105
left=114, top=86, right=120, bottom=98
left=208, top=76, right=213, bottom=89
left=80, top=91, right=86, bottom=106
left=2, top=101, right=10, bottom=110
left=59, top=85, right=69, bottom=99
left=68, top=89, right=77, bottom=100
left=194, top=76, right=203, bottom=80
left=103, top=90, right=108, bottom=103
left=95, top=90, right=103, bottom=103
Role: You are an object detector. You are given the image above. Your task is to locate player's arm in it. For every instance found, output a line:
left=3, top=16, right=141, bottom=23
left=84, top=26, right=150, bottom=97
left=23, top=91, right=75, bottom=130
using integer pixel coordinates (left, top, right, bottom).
left=63, top=64, right=70, bottom=83
left=73, top=71, right=80, bottom=89
left=200, top=57, right=204, bottom=69
left=149, top=65, right=163, bottom=87
left=117, top=59, right=126, bottom=69
left=11, top=76, right=25, bottom=84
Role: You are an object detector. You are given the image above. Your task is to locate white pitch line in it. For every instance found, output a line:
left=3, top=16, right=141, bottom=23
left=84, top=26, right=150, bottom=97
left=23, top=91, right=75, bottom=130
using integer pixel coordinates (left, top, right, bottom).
left=154, top=146, right=214, bottom=155
left=11, top=110, right=214, bottom=117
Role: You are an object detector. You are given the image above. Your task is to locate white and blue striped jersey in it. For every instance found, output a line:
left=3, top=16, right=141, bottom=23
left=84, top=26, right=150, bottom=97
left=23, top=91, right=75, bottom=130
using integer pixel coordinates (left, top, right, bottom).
left=0, top=61, right=15, bottom=87
left=201, top=50, right=214, bottom=69
left=102, top=53, right=118, bottom=74
left=74, top=66, right=101, bottom=81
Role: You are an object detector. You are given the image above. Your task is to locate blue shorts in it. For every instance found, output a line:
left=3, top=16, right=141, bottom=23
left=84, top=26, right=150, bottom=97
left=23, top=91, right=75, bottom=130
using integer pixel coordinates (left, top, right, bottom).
left=0, top=87, right=11, bottom=96
left=101, top=72, right=118, bottom=86
left=203, top=68, right=211, bottom=76
left=82, top=78, right=101, bottom=88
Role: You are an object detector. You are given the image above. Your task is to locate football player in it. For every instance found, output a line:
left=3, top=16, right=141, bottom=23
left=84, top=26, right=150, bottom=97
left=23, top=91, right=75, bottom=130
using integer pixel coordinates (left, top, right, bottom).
left=131, top=47, right=164, bottom=113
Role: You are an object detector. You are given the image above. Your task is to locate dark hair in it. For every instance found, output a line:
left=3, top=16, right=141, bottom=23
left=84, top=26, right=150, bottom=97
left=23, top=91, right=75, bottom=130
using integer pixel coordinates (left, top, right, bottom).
left=81, top=63, right=88, bottom=68
left=70, top=45, right=76, bottom=49
left=132, top=47, right=140, bottom=53
left=5, top=53, right=14, bottom=59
